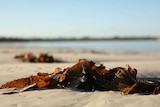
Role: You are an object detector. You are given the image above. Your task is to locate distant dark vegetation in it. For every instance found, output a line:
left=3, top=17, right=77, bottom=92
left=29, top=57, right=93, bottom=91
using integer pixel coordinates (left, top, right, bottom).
left=0, top=36, right=158, bottom=42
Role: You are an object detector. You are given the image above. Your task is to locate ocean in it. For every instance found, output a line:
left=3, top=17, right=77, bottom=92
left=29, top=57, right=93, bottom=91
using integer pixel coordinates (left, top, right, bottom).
left=0, top=40, right=160, bottom=53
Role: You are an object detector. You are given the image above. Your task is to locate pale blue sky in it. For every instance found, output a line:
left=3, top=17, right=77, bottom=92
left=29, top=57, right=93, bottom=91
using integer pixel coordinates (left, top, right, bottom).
left=0, top=0, right=160, bottom=38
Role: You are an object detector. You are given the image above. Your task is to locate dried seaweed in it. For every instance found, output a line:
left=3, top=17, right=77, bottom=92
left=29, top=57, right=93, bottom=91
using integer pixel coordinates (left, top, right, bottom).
left=14, top=52, right=63, bottom=63
left=0, top=59, right=160, bottom=95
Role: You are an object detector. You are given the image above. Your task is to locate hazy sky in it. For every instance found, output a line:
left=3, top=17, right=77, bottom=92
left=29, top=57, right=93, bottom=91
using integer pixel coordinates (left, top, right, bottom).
left=0, top=0, right=160, bottom=38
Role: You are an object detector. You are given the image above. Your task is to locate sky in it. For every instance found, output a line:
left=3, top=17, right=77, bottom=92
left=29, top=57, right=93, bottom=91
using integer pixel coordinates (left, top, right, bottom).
left=0, top=0, right=160, bottom=38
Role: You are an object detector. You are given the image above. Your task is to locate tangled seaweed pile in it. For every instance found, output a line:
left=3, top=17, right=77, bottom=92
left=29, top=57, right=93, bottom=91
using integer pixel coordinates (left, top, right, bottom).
left=0, top=59, right=160, bottom=95
left=14, top=53, right=62, bottom=63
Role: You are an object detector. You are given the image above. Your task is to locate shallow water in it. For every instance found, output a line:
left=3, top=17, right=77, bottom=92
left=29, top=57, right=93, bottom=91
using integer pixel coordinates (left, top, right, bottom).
left=0, top=40, right=160, bottom=52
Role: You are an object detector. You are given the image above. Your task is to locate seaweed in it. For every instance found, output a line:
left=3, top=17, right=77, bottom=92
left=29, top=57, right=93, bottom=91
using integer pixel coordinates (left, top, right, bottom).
left=0, top=59, right=160, bottom=95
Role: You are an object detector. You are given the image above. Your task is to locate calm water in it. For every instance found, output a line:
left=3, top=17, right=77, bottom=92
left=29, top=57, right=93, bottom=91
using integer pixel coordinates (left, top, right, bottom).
left=1, top=40, right=160, bottom=52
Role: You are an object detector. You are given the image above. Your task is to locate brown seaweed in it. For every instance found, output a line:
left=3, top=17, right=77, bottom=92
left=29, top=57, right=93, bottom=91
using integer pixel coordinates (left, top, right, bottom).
left=14, top=53, right=62, bottom=63
left=0, top=59, right=160, bottom=95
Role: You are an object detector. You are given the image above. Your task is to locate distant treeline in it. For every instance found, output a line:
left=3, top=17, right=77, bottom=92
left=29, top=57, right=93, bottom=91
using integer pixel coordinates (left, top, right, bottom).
left=0, top=36, right=158, bottom=42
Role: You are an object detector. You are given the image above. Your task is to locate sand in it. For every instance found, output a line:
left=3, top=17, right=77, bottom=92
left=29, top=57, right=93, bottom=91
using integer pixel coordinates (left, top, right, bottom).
left=0, top=46, right=160, bottom=107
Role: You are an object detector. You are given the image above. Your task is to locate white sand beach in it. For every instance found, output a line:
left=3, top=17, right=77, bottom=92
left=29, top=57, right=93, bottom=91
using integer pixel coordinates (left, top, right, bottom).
left=0, top=46, right=160, bottom=107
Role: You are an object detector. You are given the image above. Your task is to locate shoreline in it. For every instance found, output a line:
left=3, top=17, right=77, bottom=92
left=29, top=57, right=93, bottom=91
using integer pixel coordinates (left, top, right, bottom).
left=1, top=43, right=160, bottom=54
